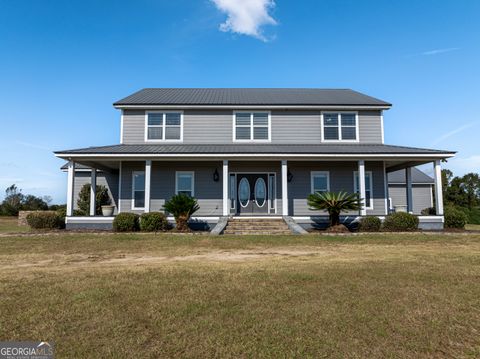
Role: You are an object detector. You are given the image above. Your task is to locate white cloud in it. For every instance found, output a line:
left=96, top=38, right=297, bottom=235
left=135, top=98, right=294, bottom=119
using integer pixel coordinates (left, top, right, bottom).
left=422, top=47, right=459, bottom=56
left=431, top=122, right=478, bottom=145
left=211, top=0, right=277, bottom=41
left=405, top=47, right=460, bottom=58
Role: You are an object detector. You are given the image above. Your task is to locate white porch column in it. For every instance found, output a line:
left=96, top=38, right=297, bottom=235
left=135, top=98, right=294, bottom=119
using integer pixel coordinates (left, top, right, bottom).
left=358, top=160, right=367, bottom=216
left=222, top=160, right=229, bottom=216
left=434, top=160, right=444, bottom=215
left=406, top=167, right=413, bottom=213
left=145, top=160, right=152, bottom=213
left=383, top=161, right=389, bottom=214
left=66, top=160, right=75, bottom=216
left=281, top=160, right=288, bottom=216
left=90, top=168, right=97, bottom=216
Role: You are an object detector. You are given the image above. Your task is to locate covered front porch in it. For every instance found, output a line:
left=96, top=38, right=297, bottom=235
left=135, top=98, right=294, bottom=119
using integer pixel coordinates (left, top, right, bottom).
left=56, top=144, right=453, bottom=231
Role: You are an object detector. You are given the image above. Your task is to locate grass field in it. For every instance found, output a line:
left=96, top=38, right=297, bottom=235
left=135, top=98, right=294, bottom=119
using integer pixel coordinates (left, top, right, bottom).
left=1, top=232, right=480, bottom=358
left=466, top=223, right=480, bottom=231
left=0, top=216, right=30, bottom=233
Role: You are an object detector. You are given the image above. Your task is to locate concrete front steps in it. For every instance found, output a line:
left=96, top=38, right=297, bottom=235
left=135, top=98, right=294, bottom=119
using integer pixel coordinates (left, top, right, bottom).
left=223, top=218, right=293, bottom=235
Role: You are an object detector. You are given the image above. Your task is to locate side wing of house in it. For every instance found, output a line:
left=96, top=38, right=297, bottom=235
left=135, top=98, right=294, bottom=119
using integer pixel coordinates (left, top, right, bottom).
left=388, top=168, right=434, bottom=214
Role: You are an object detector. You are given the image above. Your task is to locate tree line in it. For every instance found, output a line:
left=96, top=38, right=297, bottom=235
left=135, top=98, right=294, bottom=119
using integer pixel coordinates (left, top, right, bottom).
left=442, top=170, right=480, bottom=224
left=0, top=184, right=63, bottom=216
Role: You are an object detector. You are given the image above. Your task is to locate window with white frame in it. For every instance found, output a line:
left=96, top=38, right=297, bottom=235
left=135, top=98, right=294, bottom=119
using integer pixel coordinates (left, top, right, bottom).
left=234, top=112, right=270, bottom=141
left=322, top=113, right=358, bottom=141
left=311, top=171, right=330, bottom=194
left=132, top=171, right=145, bottom=209
left=354, top=171, right=373, bottom=209
left=176, top=172, right=194, bottom=197
left=146, top=112, right=182, bottom=141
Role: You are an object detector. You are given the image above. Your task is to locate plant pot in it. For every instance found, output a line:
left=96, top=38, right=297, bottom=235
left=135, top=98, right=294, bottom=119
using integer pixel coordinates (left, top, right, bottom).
left=101, top=205, right=115, bottom=217
left=394, top=205, right=408, bottom=213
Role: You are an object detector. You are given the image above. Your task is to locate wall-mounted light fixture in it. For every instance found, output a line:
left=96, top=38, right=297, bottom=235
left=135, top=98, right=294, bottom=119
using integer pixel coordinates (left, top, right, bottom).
left=213, top=168, right=219, bottom=182
left=287, top=170, right=293, bottom=182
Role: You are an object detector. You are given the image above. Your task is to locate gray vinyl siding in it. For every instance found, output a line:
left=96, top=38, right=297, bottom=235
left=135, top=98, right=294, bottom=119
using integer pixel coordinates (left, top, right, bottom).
left=119, top=161, right=223, bottom=216
left=183, top=110, right=232, bottom=144
left=73, top=172, right=119, bottom=214
left=388, top=184, right=433, bottom=214
left=118, top=160, right=387, bottom=217
left=358, top=111, right=383, bottom=143
left=122, top=110, right=145, bottom=143
left=271, top=110, right=322, bottom=143
left=122, top=109, right=384, bottom=144
left=288, top=161, right=386, bottom=216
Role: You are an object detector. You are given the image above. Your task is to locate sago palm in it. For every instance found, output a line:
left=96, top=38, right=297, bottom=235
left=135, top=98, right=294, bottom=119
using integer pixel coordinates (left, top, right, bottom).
left=163, top=194, right=200, bottom=232
left=307, top=191, right=362, bottom=227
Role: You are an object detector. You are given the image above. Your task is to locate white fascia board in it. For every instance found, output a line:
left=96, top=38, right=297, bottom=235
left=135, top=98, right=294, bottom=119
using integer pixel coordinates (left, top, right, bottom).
left=55, top=153, right=454, bottom=160
left=114, top=104, right=392, bottom=110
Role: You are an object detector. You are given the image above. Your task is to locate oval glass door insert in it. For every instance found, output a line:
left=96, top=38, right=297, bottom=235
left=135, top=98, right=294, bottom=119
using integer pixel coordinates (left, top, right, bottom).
left=254, top=178, right=266, bottom=207
left=238, top=177, right=250, bottom=208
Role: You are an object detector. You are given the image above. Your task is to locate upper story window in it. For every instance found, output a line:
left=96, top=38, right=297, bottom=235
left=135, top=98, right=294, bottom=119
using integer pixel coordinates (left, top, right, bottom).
left=322, top=112, right=358, bottom=142
left=354, top=171, right=373, bottom=209
left=234, top=112, right=270, bottom=142
left=145, top=111, right=183, bottom=141
left=311, top=171, right=330, bottom=194
left=132, top=171, right=145, bottom=209
left=176, top=171, right=194, bottom=197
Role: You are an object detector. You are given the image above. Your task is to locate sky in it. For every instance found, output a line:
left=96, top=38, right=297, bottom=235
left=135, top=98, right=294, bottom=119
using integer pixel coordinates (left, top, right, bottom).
left=0, top=0, right=479, bottom=204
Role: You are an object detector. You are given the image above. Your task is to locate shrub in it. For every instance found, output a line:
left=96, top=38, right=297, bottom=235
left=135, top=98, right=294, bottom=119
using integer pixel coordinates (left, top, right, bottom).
left=56, top=206, right=67, bottom=218
left=458, top=206, right=480, bottom=225
left=140, top=212, right=169, bottom=232
left=444, top=207, right=467, bottom=229
left=113, top=213, right=140, bottom=232
left=163, top=194, right=200, bottom=232
left=383, top=212, right=419, bottom=231
left=77, top=184, right=111, bottom=215
left=358, top=216, right=382, bottom=232
left=421, top=207, right=436, bottom=215
left=26, top=212, right=63, bottom=229
left=307, top=191, right=361, bottom=227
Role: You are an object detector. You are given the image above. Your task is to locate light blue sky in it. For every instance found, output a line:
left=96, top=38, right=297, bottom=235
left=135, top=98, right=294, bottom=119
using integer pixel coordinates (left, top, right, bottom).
left=0, top=0, right=479, bottom=203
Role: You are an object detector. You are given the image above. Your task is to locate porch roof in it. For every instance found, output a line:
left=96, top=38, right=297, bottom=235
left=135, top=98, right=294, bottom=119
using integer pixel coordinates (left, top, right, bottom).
left=55, top=143, right=454, bottom=157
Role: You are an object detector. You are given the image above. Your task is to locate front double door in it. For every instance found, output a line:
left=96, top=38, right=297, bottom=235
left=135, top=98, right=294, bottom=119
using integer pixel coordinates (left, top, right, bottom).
left=236, top=174, right=269, bottom=214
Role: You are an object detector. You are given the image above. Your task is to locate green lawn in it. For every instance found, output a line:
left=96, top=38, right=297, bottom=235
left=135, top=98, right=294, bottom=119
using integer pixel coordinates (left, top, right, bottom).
left=1, top=233, right=480, bottom=358
left=0, top=216, right=30, bottom=233
left=466, top=223, right=480, bottom=231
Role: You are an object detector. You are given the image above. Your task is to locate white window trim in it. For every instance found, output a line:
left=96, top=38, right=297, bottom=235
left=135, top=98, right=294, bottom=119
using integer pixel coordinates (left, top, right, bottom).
left=131, top=170, right=145, bottom=210
left=354, top=170, right=374, bottom=210
left=232, top=111, right=272, bottom=143
left=144, top=110, right=184, bottom=142
left=175, top=171, right=195, bottom=196
left=321, top=111, right=359, bottom=143
left=310, top=171, right=330, bottom=194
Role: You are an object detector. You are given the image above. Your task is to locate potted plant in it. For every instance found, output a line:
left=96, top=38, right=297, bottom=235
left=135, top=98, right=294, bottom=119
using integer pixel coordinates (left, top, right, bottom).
left=101, top=205, right=115, bottom=216
left=77, top=184, right=112, bottom=216
left=163, top=194, right=200, bottom=232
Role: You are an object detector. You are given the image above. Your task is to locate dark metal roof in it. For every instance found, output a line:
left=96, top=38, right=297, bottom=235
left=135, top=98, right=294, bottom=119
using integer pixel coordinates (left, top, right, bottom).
left=60, top=163, right=90, bottom=170
left=55, top=144, right=454, bottom=156
left=388, top=167, right=434, bottom=184
left=113, top=88, right=391, bottom=107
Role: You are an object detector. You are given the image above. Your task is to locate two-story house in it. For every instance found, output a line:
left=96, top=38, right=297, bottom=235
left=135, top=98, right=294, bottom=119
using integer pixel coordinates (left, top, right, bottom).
left=54, top=88, right=454, bottom=231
